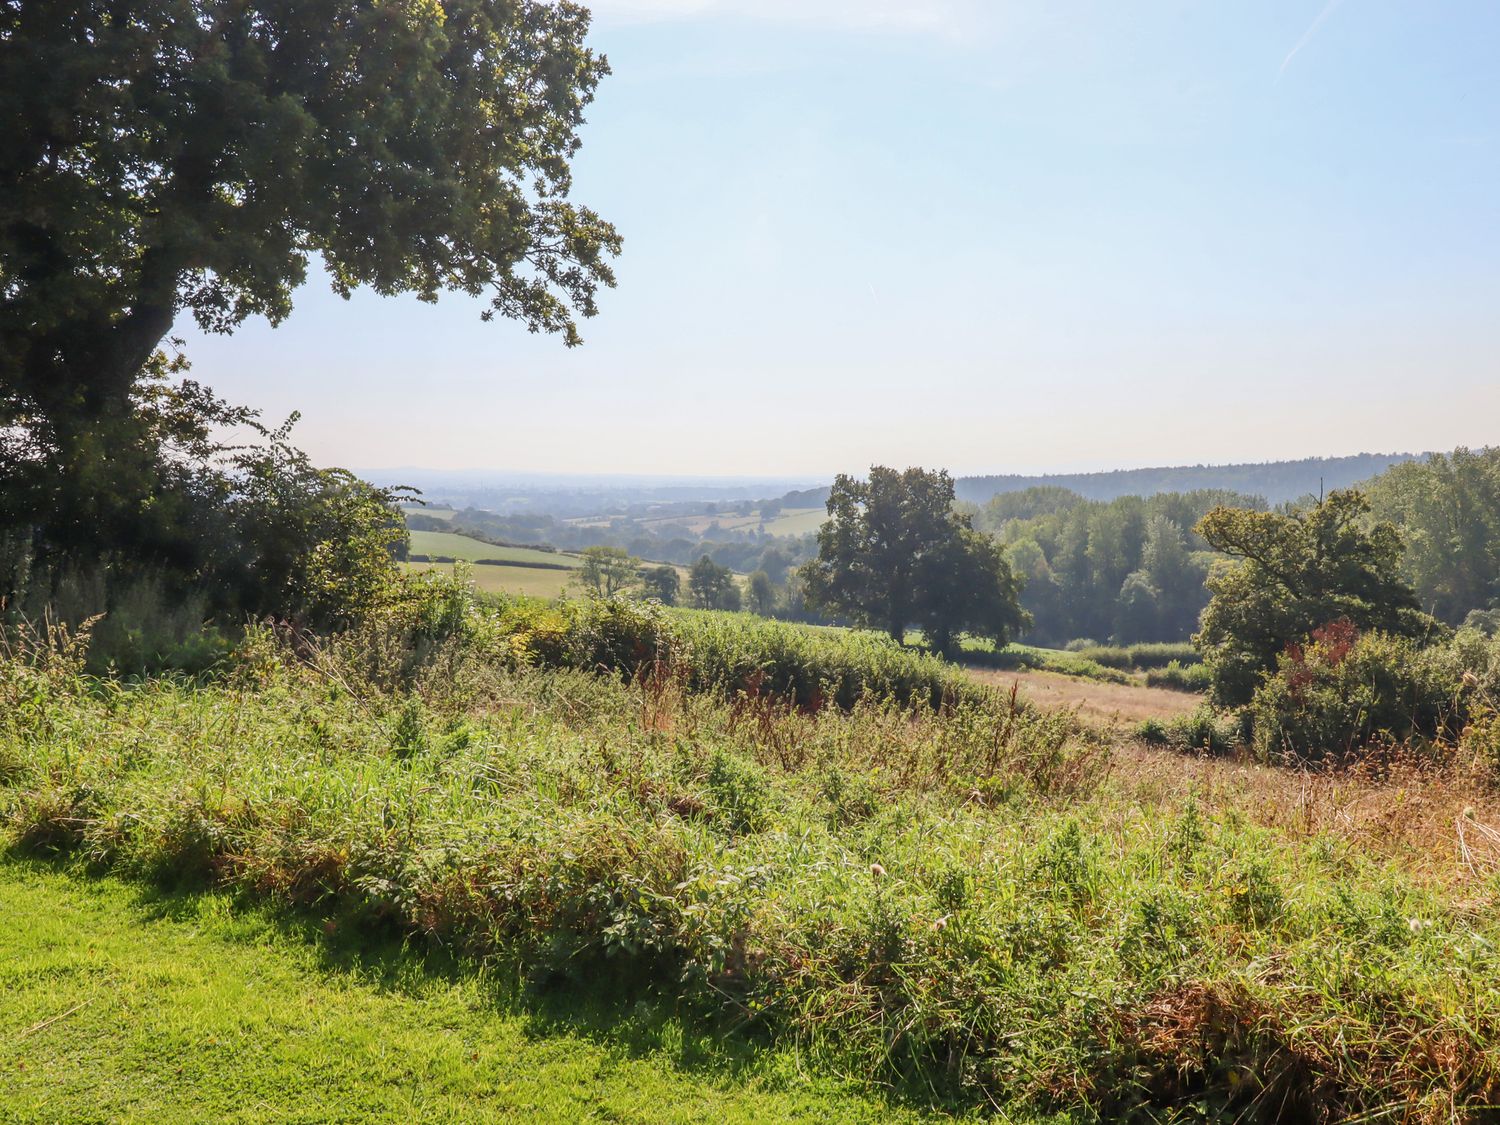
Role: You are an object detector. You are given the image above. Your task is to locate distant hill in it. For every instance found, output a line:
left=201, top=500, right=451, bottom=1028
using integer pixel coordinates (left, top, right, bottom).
left=775, top=453, right=1429, bottom=511
left=952, top=453, right=1426, bottom=506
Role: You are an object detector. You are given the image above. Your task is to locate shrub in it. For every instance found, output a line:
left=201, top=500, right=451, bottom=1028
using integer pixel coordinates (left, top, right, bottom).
left=1145, top=660, right=1212, bottom=693
left=1072, top=642, right=1199, bottom=670
left=1247, top=625, right=1465, bottom=762
left=960, top=643, right=1131, bottom=684
left=1134, top=706, right=1239, bottom=754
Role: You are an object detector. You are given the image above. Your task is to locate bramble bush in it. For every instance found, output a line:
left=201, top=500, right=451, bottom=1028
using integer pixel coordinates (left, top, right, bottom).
left=1245, top=622, right=1500, bottom=763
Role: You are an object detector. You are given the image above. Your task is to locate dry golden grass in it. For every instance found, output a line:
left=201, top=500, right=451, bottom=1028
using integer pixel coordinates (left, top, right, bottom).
left=1109, top=739, right=1500, bottom=888
left=965, top=666, right=1203, bottom=727
left=960, top=665, right=1500, bottom=887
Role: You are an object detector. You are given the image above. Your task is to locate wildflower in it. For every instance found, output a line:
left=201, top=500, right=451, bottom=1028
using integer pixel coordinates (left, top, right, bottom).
left=870, top=863, right=885, bottom=878
left=930, top=914, right=950, bottom=932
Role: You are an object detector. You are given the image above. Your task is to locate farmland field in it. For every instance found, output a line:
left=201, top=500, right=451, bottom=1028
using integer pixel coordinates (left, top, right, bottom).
left=407, top=530, right=580, bottom=568
left=401, top=505, right=456, bottom=521
left=402, top=560, right=575, bottom=599
left=762, top=508, right=825, bottom=537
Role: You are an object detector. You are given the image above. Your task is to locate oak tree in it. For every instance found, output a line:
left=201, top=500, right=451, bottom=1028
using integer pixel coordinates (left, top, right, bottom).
left=2, top=0, right=619, bottom=562
left=800, top=466, right=1027, bottom=653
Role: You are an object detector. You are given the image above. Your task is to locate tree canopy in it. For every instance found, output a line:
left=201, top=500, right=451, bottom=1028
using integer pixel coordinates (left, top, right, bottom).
left=1366, top=447, right=1500, bottom=625
left=577, top=547, right=639, bottom=598
left=1194, top=490, right=1436, bottom=706
left=688, top=555, right=739, bottom=611
left=800, top=466, right=1027, bottom=653
left=2, top=0, right=619, bottom=564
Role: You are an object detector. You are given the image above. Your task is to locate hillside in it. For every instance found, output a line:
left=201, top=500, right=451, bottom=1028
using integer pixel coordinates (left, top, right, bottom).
left=771, top=452, right=1426, bottom=511
left=952, top=452, right=1426, bottom=506
left=406, top=530, right=580, bottom=568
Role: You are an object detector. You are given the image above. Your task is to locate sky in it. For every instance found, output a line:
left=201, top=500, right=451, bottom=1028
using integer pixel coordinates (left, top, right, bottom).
left=176, top=0, right=1500, bottom=478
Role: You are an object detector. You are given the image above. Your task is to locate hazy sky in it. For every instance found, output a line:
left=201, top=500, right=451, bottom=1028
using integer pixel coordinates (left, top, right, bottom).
left=176, top=0, right=1500, bottom=477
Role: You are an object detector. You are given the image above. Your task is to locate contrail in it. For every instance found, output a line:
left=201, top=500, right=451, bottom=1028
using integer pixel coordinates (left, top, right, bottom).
left=1279, top=0, right=1347, bottom=79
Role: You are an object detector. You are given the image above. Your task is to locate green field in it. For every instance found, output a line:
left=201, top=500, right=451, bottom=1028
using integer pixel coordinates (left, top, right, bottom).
left=762, top=508, right=825, bottom=537
left=402, top=560, right=576, bottom=599
left=0, top=860, right=918, bottom=1124
left=407, top=530, right=580, bottom=568
left=401, top=505, right=456, bottom=521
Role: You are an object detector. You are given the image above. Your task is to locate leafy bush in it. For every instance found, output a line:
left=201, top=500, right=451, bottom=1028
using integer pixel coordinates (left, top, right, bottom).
left=1145, top=659, right=1212, bottom=693
left=1134, top=706, right=1240, bottom=754
left=673, top=610, right=984, bottom=711
left=1247, top=624, right=1465, bottom=761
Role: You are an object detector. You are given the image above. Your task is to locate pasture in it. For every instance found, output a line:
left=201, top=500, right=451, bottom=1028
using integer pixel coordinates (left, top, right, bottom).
left=401, top=560, right=576, bottom=599
left=407, top=529, right=581, bottom=568
left=762, top=507, right=826, bottom=537
left=965, top=666, right=1203, bottom=727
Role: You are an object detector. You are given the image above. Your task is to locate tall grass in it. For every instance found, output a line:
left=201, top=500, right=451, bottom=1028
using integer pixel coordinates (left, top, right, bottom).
left=1068, top=642, right=1200, bottom=670
left=6, top=610, right=1500, bottom=1119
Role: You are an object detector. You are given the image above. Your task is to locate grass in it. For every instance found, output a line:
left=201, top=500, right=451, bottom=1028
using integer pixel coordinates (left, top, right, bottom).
left=0, top=858, right=927, bottom=1124
left=9, top=601, right=1500, bottom=1120
left=763, top=508, right=826, bottom=537
left=964, top=667, right=1204, bottom=728
left=402, top=560, right=575, bottom=599
left=402, top=505, right=456, bottom=521
left=1066, top=643, right=1200, bottom=671
left=956, top=640, right=1132, bottom=684
left=407, top=530, right=580, bottom=568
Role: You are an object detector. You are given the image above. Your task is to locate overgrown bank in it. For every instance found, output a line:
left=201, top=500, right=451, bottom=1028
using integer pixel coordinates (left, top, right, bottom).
left=6, top=595, right=1500, bottom=1120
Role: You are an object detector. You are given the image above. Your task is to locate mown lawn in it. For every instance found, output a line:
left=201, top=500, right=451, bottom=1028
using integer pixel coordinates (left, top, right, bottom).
left=0, top=859, right=941, bottom=1125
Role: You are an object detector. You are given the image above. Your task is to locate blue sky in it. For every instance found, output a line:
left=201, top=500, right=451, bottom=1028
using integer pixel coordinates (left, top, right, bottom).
left=178, top=0, right=1500, bottom=477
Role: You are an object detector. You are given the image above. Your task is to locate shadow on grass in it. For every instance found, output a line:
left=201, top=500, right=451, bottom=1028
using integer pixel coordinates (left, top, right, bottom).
left=4, top=850, right=945, bottom=1116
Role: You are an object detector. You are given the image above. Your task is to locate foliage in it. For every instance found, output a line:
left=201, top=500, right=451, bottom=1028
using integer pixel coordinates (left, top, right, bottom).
left=801, top=467, right=1027, bottom=653
left=956, top=641, right=1131, bottom=684
left=9, top=629, right=1500, bottom=1120
left=1144, top=660, right=1213, bottom=693
left=1066, top=642, right=1200, bottom=670
left=2, top=362, right=408, bottom=644
left=992, top=490, right=1257, bottom=647
left=640, top=565, right=681, bottom=606
left=576, top=546, right=640, bottom=597
left=1367, top=447, right=1500, bottom=624
left=1245, top=625, right=1464, bottom=761
left=1133, top=707, right=1240, bottom=754
left=1195, top=490, right=1437, bottom=707
left=1, top=0, right=618, bottom=472
left=745, top=570, right=775, bottom=616
left=956, top=452, right=1422, bottom=507
left=688, top=556, right=740, bottom=612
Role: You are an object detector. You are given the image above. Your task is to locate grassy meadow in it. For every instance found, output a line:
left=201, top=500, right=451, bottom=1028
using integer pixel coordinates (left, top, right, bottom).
left=407, top=529, right=581, bottom=568
left=6, top=590, right=1500, bottom=1121
left=402, top=559, right=577, bottom=599
left=762, top=508, right=827, bottom=537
